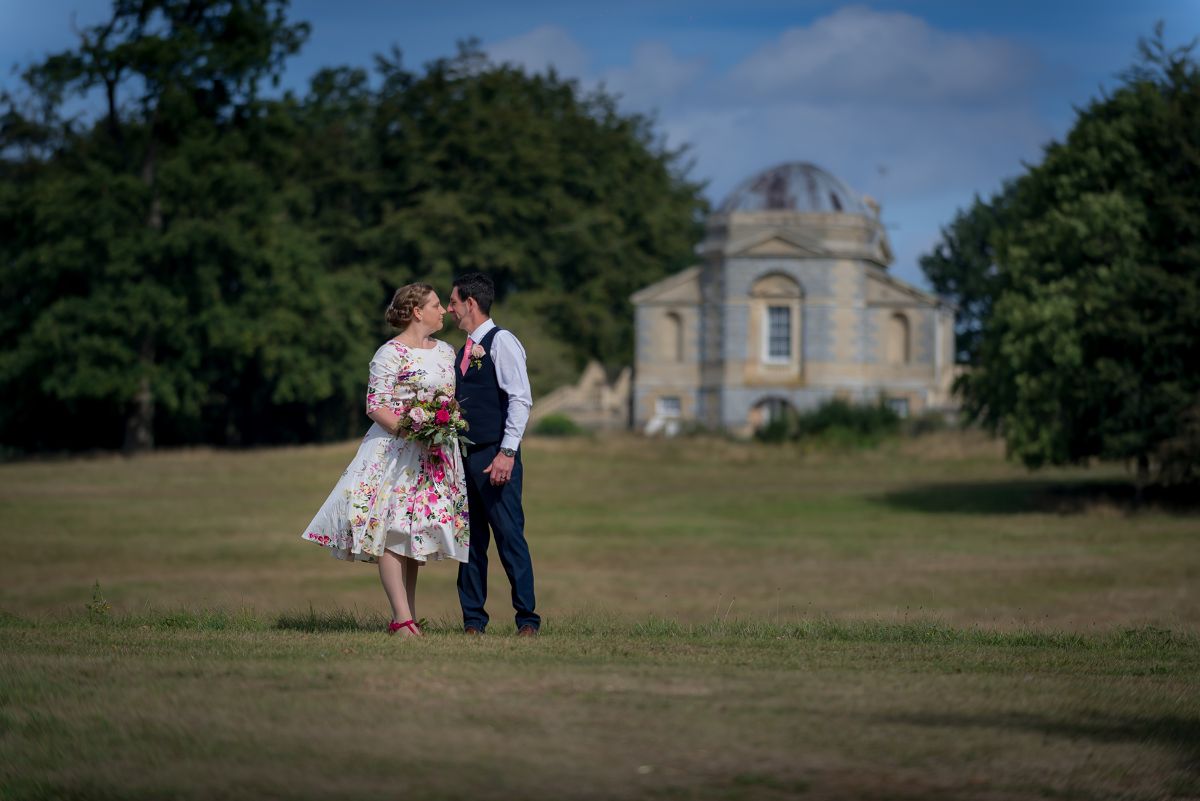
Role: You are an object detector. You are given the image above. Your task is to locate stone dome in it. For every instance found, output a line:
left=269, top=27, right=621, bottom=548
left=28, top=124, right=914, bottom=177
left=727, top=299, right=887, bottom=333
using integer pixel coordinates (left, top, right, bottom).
left=718, top=162, right=872, bottom=216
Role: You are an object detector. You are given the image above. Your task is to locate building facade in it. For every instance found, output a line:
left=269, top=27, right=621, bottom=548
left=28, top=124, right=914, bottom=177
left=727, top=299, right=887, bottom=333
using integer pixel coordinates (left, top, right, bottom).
left=631, top=162, right=957, bottom=435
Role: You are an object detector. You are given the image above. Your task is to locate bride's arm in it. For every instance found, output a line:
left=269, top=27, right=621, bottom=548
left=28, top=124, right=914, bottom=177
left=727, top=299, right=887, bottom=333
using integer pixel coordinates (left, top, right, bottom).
left=368, top=407, right=404, bottom=435
left=365, top=347, right=414, bottom=434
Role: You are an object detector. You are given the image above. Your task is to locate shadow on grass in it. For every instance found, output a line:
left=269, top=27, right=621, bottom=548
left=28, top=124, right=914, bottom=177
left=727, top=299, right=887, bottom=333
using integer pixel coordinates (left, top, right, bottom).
left=877, top=479, right=1200, bottom=516
left=0, top=778, right=169, bottom=801
left=273, top=607, right=387, bottom=632
left=272, top=608, right=461, bottom=634
left=885, top=711, right=1200, bottom=783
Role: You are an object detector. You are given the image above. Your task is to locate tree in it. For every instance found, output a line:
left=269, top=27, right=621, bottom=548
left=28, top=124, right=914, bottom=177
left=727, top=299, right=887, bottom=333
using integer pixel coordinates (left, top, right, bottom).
left=1, top=13, right=706, bottom=454
left=363, top=42, right=706, bottom=373
left=956, top=27, right=1200, bottom=486
left=918, top=183, right=1015, bottom=364
left=1, top=1, right=377, bottom=452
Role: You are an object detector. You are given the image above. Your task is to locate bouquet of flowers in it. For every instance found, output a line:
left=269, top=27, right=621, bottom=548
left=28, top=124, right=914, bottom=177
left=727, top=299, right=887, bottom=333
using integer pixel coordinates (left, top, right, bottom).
left=393, top=389, right=473, bottom=453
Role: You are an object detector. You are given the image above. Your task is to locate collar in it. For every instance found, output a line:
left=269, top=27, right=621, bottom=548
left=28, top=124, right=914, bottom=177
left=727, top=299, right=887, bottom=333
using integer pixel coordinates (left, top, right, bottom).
left=467, top=318, right=496, bottom=343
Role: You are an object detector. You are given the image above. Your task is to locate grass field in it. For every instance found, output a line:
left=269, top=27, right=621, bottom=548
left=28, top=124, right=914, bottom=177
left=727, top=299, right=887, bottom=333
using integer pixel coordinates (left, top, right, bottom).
left=1, top=432, right=1198, bottom=800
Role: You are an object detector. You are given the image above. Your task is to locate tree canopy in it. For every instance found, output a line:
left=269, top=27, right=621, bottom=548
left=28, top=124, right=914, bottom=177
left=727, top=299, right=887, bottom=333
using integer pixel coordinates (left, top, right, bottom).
left=922, top=27, right=1200, bottom=484
left=0, top=2, right=705, bottom=453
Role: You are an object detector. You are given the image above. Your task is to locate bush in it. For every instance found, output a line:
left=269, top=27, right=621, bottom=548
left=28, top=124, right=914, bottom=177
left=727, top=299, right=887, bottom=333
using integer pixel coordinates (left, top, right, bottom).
left=755, top=417, right=795, bottom=443
left=755, top=399, right=901, bottom=447
left=903, top=410, right=953, bottom=437
left=532, top=413, right=585, bottom=437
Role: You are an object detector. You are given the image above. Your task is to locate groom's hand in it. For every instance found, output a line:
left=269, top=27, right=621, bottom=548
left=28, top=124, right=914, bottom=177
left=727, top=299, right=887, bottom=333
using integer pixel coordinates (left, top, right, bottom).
left=483, top=452, right=515, bottom=486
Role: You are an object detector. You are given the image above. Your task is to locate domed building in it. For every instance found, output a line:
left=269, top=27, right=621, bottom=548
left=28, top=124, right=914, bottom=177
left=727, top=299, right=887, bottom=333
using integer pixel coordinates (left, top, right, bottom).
left=631, top=162, right=957, bottom=434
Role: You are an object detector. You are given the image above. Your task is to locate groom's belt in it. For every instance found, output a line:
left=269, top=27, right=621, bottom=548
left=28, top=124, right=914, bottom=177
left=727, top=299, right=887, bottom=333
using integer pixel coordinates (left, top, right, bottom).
left=466, top=441, right=501, bottom=454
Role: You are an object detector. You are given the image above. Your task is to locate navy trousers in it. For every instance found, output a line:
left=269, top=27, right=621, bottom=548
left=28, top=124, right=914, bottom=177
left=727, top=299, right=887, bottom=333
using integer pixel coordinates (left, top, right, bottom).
left=457, top=443, right=539, bottom=631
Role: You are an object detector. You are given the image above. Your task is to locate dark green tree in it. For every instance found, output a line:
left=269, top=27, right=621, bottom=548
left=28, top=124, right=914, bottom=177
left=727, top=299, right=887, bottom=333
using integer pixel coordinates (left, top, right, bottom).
left=1, top=1, right=378, bottom=452
left=957, top=27, right=1200, bottom=485
left=918, top=183, right=1015, bottom=364
left=364, top=42, right=706, bottom=374
left=1, top=15, right=706, bottom=453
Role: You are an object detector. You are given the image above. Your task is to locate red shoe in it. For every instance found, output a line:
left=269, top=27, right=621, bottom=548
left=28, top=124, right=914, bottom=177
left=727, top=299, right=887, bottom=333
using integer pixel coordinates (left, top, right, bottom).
left=388, top=619, right=421, bottom=636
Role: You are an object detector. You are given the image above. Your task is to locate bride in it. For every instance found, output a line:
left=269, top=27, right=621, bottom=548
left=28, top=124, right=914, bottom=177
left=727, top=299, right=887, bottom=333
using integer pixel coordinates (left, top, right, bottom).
left=300, top=283, right=469, bottom=637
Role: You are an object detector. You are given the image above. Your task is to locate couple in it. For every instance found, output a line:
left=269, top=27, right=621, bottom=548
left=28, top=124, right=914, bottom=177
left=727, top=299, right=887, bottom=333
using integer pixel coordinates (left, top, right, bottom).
left=300, top=272, right=540, bottom=638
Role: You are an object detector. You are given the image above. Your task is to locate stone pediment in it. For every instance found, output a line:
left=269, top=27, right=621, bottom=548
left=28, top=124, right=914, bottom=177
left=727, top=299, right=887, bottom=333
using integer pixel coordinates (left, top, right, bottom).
left=865, top=267, right=944, bottom=307
left=630, top=265, right=701, bottom=305
left=724, top=229, right=831, bottom=259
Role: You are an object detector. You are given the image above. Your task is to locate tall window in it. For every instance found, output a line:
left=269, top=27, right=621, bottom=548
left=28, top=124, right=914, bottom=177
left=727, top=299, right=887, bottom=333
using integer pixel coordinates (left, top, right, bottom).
left=887, top=312, right=911, bottom=365
left=664, top=312, right=683, bottom=362
left=751, top=272, right=803, bottom=370
left=766, top=305, right=791, bottom=361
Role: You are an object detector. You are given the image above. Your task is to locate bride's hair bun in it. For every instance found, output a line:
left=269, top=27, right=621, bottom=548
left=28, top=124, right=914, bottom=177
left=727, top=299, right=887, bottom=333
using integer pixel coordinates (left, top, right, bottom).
left=385, top=283, right=435, bottom=330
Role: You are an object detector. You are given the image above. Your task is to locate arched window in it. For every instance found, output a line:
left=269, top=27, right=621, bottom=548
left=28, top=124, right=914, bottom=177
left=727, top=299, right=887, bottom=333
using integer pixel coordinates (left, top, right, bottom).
left=761, top=397, right=793, bottom=424
left=766, top=306, right=791, bottom=361
left=887, top=312, right=911, bottom=365
left=749, top=396, right=795, bottom=430
left=663, top=311, right=684, bottom=362
left=750, top=273, right=803, bottom=366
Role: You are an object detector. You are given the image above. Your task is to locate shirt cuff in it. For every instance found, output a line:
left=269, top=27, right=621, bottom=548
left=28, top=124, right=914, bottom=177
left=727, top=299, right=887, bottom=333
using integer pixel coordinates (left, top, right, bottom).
left=500, top=435, right=522, bottom=452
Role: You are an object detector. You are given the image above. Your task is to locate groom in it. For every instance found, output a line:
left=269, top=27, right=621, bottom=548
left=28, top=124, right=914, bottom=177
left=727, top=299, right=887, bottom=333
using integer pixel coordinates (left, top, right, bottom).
left=448, top=272, right=540, bottom=636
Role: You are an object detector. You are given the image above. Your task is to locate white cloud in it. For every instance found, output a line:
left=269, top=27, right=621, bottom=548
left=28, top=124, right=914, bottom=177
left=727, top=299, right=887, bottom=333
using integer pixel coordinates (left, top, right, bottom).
left=485, top=24, right=589, bottom=78
left=482, top=9, right=1055, bottom=286
left=598, top=42, right=706, bottom=112
left=661, top=99, right=1049, bottom=286
left=725, top=5, right=1037, bottom=105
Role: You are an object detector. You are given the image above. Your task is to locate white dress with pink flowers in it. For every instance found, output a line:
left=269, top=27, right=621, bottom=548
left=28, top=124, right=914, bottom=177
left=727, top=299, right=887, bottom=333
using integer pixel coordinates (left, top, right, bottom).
left=300, top=339, right=470, bottom=564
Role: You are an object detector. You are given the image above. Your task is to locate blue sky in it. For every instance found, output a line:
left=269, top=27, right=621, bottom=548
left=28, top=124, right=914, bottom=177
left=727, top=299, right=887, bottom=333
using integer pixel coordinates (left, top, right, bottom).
left=2, top=1, right=1198, bottom=288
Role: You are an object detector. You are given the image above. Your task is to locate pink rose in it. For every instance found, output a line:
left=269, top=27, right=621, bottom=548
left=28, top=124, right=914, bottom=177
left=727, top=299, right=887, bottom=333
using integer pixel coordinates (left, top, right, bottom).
left=470, top=344, right=485, bottom=359
left=435, top=408, right=451, bottom=425
left=408, top=407, right=428, bottom=426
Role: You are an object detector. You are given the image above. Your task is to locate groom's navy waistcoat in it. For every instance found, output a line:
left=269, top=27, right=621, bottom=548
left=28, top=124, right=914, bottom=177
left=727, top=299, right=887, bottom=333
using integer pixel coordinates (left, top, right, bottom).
left=455, top=326, right=508, bottom=446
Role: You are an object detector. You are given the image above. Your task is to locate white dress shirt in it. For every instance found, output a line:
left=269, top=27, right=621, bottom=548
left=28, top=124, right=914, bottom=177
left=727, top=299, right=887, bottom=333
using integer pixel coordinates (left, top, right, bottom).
left=467, top=318, right=533, bottom=452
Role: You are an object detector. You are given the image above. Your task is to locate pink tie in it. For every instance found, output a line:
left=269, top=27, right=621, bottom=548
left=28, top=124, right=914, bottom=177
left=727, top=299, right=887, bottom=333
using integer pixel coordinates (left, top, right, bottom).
left=459, top=338, right=473, bottom=375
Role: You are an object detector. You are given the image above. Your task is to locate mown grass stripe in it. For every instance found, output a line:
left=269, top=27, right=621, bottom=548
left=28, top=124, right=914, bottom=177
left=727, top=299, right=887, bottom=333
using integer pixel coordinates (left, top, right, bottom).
left=3, top=608, right=1195, bottom=653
